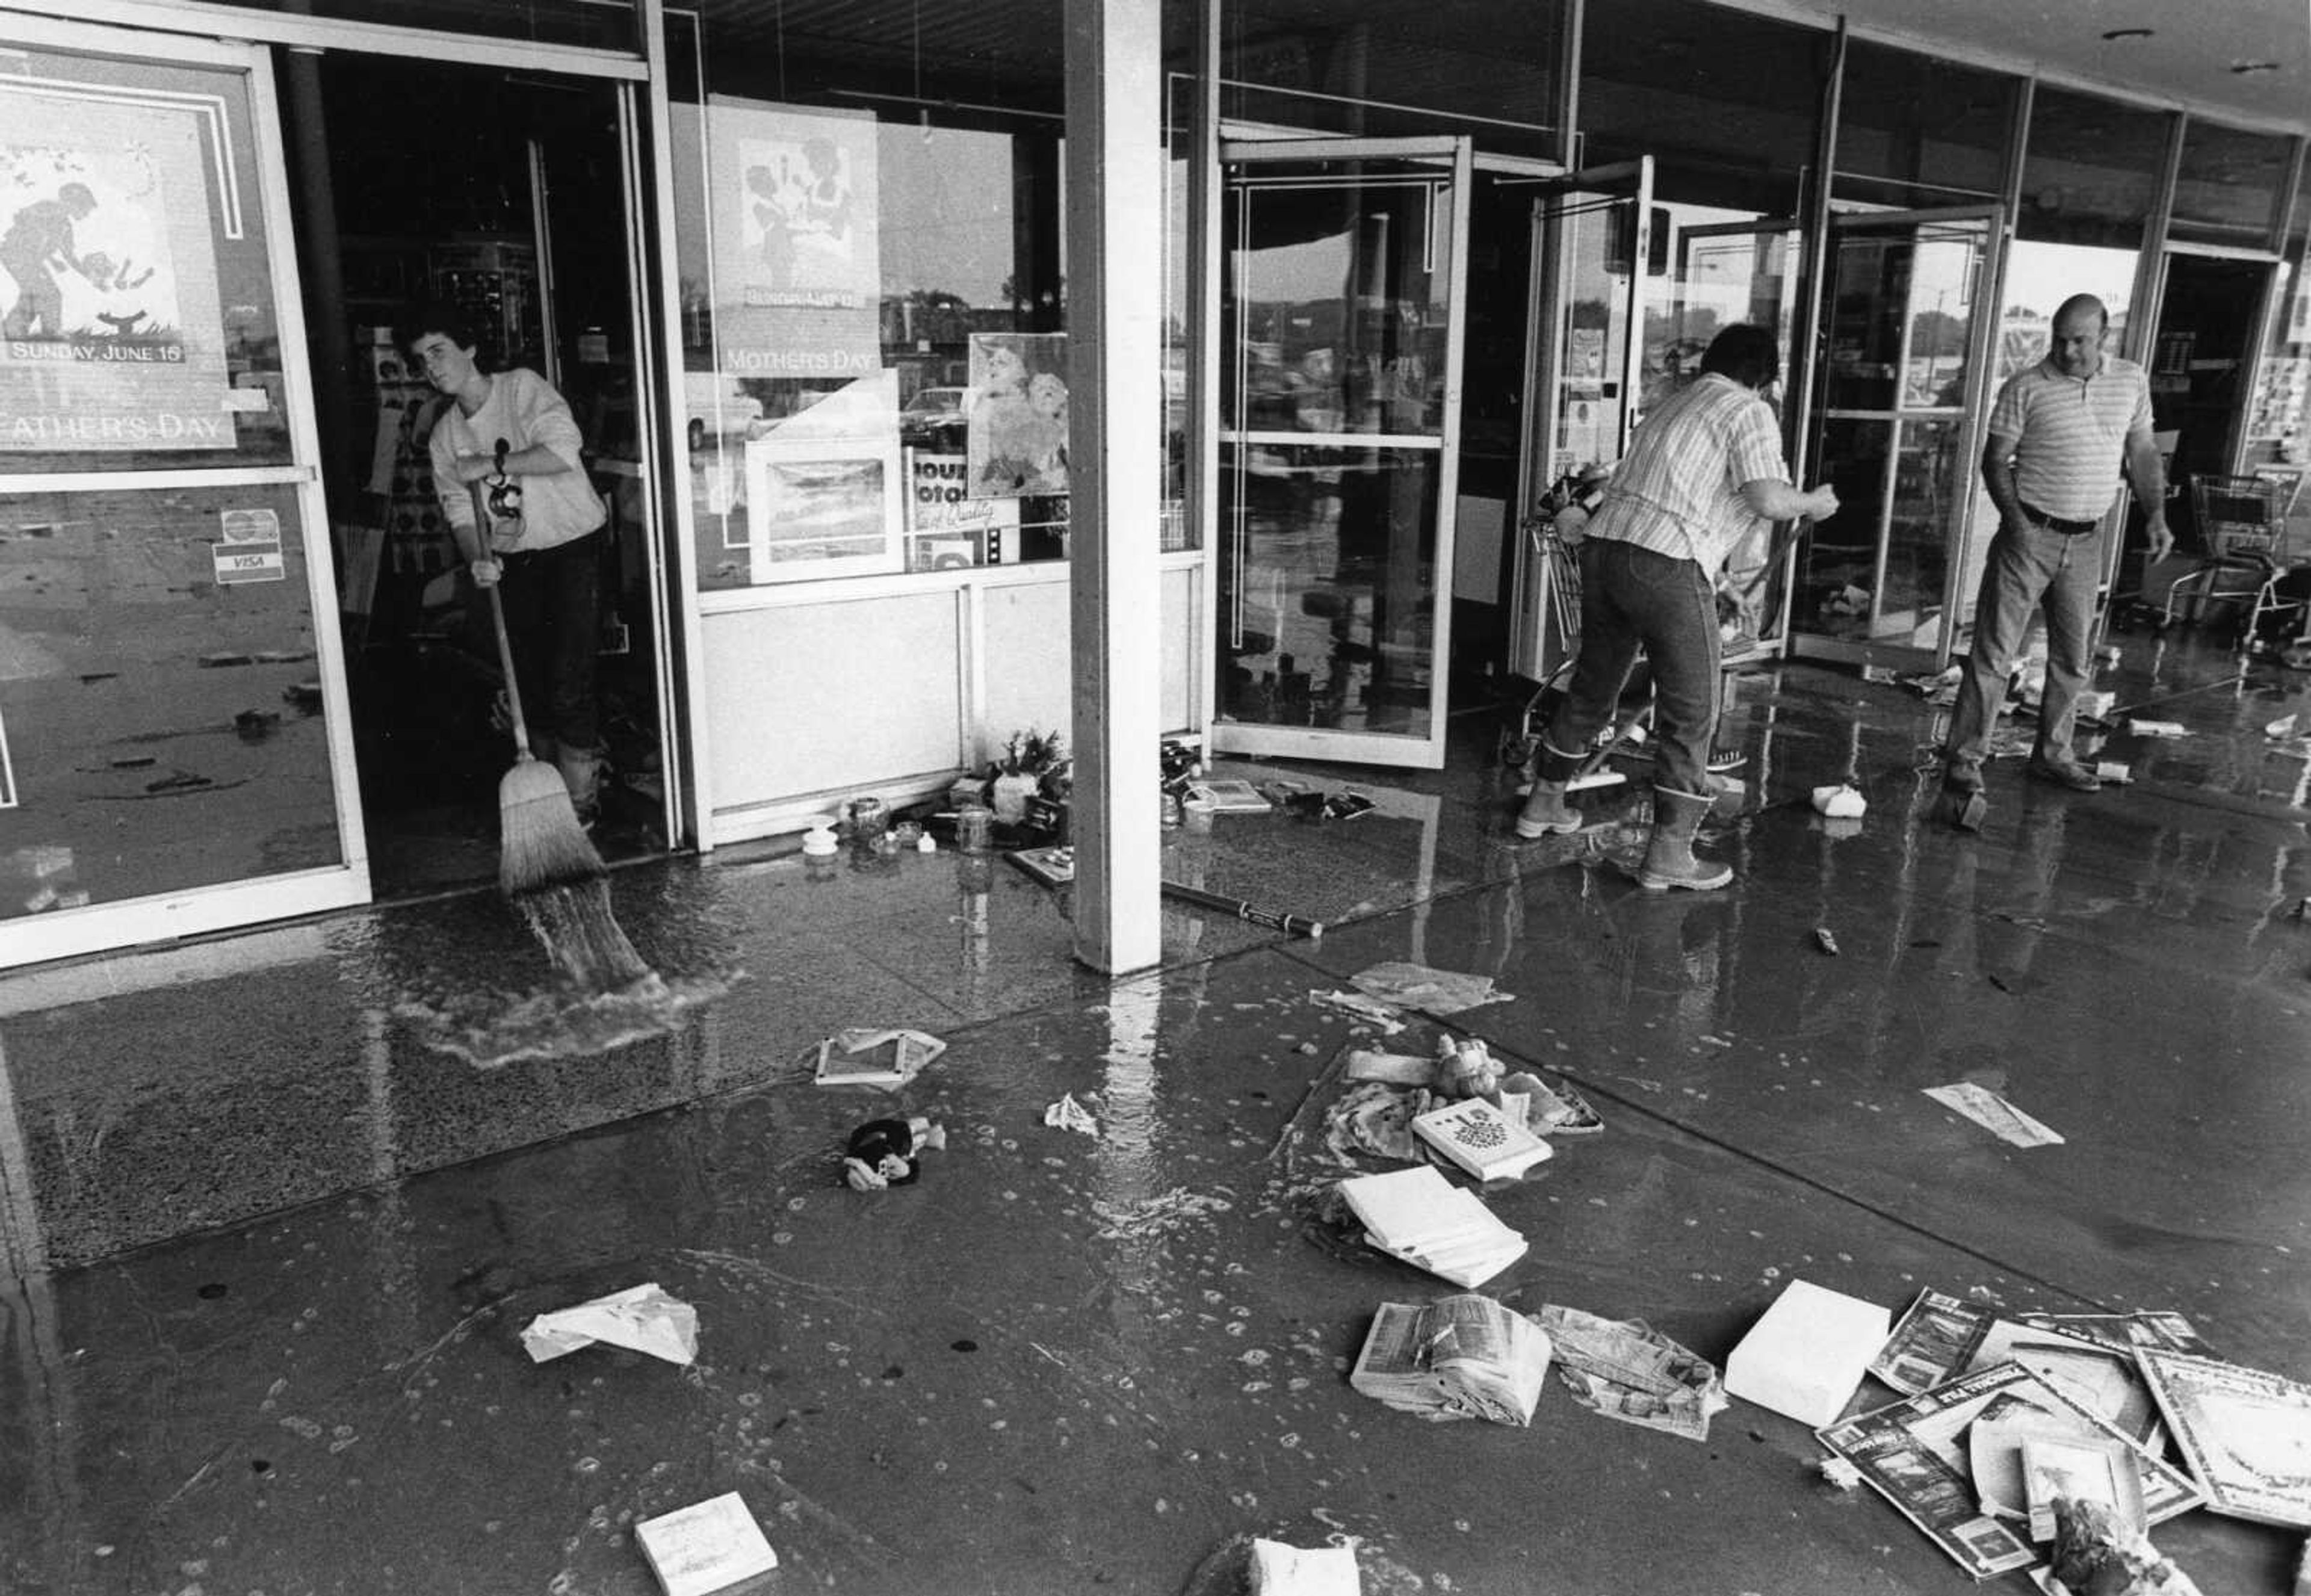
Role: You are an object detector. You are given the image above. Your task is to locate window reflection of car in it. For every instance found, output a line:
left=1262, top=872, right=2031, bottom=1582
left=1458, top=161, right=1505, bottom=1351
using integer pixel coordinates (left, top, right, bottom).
left=899, top=386, right=969, bottom=451
left=684, top=374, right=764, bottom=451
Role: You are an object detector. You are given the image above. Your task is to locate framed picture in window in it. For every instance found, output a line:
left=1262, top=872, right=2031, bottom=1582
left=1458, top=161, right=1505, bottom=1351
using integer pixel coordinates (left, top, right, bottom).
left=743, top=432, right=902, bottom=583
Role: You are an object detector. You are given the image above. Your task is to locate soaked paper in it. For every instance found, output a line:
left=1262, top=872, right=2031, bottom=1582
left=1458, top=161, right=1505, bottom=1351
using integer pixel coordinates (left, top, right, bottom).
left=1536, top=1303, right=1727, bottom=1443
left=1924, top=1081, right=2065, bottom=1147
left=520, top=1282, right=698, bottom=1366
left=1347, top=962, right=1513, bottom=1015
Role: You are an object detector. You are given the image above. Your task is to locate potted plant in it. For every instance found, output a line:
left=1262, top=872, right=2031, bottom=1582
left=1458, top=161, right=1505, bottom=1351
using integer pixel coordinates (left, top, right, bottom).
left=990, top=728, right=1063, bottom=822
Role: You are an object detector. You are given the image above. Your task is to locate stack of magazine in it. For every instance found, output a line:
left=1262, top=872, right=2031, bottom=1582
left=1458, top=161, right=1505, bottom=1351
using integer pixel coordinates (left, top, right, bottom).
left=1350, top=1293, right=1553, bottom=1426
left=1817, top=1286, right=2311, bottom=1580
left=1337, top=1166, right=1526, bottom=1288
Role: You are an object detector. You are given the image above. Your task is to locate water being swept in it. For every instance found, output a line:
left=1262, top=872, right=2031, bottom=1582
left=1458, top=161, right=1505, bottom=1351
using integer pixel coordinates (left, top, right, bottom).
left=397, top=966, right=737, bottom=1068
left=401, top=877, right=737, bottom=1068
left=514, top=877, right=654, bottom=989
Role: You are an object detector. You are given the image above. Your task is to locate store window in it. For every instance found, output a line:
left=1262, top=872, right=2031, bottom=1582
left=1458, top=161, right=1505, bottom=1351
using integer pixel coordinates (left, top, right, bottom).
left=2244, top=167, right=2311, bottom=471
left=206, top=0, right=637, bottom=52
left=1580, top=0, right=1825, bottom=217
left=2170, top=119, right=2292, bottom=251
left=1219, top=0, right=1566, bottom=161
left=1832, top=41, right=2017, bottom=212
left=670, top=2, right=1188, bottom=594
left=2017, top=87, right=2168, bottom=253
left=1580, top=0, right=1825, bottom=433
left=0, top=44, right=344, bottom=926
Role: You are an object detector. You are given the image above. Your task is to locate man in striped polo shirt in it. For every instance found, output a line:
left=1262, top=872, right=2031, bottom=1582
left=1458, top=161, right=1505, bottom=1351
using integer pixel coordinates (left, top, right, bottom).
left=1940, top=294, right=2171, bottom=826
left=1517, top=325, right=1839, bottom=889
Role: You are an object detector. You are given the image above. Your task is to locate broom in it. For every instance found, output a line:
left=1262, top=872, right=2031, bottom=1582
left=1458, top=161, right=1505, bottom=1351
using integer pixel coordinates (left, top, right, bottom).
left=470, top=477, right=603, bottom=897
left=468, top=477, right=655, bottom=992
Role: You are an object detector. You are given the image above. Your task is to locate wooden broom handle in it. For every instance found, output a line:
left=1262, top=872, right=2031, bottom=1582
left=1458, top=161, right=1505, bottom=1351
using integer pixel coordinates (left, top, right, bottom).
left=468, top=480, right=532, bottom=756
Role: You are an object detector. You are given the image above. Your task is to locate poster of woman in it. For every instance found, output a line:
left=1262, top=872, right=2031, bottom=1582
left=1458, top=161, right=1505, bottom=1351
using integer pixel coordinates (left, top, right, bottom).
left=965, top=332, right=1068, bottom=498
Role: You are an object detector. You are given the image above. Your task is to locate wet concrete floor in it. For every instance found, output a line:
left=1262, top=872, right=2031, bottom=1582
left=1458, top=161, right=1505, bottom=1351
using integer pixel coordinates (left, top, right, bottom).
left=4, top=625, right=2311, bottom=1595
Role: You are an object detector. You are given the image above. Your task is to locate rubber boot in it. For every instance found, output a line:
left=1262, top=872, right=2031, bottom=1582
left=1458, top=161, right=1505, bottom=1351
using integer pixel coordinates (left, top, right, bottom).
left=1636, top=788, right=1732, bottom=891
left=555, top=746, right=603, bottom=826
left=1515, top=778, right=1580, bottom=839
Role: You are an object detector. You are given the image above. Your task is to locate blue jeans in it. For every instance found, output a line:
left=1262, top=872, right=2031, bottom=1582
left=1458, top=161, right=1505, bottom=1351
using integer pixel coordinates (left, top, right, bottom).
left=497, top=530, right=602, bottom=755
left=1539, top=539, right=1720, bottom=799
left=1944, top=520, right=2099, bottom=778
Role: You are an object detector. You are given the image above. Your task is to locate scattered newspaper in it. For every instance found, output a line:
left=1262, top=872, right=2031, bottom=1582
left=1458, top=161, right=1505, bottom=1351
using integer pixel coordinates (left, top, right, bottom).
left=1818, top=1362, right=2203, bottom=1581
left=1923, top=1081, right=2065, bottom=1146
left=1349, top=1293, right=1552, bottom=1426
left=1346, top=962, right=1514, bottom=1015
left=1536, top=1304, right=1727, bottom=1443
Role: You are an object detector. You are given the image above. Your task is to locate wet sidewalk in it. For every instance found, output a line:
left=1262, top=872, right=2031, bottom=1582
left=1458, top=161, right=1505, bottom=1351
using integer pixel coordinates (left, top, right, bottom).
left=5, top=627, right=2311, bottom=1595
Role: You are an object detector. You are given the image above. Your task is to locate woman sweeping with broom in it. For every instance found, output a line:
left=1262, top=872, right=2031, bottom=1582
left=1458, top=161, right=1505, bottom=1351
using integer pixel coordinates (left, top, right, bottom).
left=406, top=303, right=652, bottom=992
left=407, top=303, right=611, bottom=828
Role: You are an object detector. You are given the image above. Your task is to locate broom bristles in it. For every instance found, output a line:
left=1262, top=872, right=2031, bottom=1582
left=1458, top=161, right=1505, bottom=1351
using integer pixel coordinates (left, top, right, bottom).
left=498, top=755, right=605, bottom=896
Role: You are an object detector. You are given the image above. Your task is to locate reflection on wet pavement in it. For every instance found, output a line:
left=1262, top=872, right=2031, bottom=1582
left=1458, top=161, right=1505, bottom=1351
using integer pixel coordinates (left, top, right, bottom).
left=4, top=631, right=2311, bottom=1593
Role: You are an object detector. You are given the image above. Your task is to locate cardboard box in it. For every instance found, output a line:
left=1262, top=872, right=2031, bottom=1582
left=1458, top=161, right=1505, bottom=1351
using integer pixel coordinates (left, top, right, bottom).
left=1725, top=1280, right=1889, bottom=1427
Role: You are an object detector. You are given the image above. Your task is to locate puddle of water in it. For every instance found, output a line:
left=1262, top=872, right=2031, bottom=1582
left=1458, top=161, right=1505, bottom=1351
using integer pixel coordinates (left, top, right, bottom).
left=397, top=967, right=738, bottom=1068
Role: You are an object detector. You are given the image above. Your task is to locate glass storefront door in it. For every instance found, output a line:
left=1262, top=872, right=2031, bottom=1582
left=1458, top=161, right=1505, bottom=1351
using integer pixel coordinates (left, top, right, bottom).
left=0, top=17, right=363, bottom=967
left=1506, top=159, right=1651, bottom=682
left=1213, top=137, right=1471, bottom=769
left=1792, top=208, right=2002, bottom=668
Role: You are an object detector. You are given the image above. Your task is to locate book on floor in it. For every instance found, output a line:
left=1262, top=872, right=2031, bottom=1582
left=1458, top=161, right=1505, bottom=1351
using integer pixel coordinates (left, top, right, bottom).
left=1409, top=1096, right=1552, bottom=1181
left=1338, top=1166, right=1526, bottom=1288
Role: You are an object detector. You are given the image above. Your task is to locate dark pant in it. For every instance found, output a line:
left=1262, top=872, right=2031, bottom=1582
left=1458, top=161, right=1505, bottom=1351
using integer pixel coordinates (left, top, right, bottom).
left=497, top=531, right=601, bottom=755
left=1540, top=539, right=1721, bottom=799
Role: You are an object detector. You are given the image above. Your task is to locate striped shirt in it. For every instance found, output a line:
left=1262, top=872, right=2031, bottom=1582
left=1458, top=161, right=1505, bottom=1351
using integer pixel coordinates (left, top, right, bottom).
left=1984, top=355, right=2153, bottom=522
left=1585, top=373, right=1789, bottom=576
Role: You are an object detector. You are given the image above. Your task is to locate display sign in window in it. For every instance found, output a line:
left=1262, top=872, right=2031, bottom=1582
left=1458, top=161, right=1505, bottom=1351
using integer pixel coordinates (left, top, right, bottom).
left=0, top=51, right=292, bottom=473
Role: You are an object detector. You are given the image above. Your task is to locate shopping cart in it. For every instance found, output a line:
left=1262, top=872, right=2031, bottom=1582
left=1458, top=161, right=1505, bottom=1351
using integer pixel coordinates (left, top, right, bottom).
left=1497, top=488, right=1589, bottom=770
left=2160, top=472, right=2300, bottom=641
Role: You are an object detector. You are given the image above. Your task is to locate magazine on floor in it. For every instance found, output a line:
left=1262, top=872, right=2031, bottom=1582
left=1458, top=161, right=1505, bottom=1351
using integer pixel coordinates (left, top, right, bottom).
left=1817, top=1361, right=2203, bottom=1580
left=2136, top=1348, right=2311, bottom=1527
left=1349, top=1293, right=1552, bottom=1427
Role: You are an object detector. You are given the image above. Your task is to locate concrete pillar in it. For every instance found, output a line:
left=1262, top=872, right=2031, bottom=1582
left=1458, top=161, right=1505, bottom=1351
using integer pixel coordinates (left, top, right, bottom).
left=1065, top=0, right=1164, bottom=974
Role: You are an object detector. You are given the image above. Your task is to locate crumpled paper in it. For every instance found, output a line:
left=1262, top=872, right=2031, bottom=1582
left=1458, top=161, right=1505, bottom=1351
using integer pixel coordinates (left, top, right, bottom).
left=1810, top=783, right=1867, bottom=818
left=1536, top=1303, right=1727, bottom=1442
left=520, top=1282, right=698, bottom=1366
left=1043, top=1092, right=1098, bottom=1135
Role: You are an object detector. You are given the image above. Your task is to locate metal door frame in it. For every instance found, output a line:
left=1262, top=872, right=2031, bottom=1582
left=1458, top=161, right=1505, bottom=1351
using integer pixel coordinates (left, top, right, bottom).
left=0, top=14, right=368, bottom=970
left=1790, top=203, right=2006, bottom=670
left=1502, top=158, right=1652, bottom=681
left=1210, top=135, right=1473, bottom=768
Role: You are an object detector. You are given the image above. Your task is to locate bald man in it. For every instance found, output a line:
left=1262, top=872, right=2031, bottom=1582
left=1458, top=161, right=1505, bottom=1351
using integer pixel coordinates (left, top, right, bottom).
left=1940, top=293, right=2171, bottom=825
